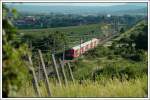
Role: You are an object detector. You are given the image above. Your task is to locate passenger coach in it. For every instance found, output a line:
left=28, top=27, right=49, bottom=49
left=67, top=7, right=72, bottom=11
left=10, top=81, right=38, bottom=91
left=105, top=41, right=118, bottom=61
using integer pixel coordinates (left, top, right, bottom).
left=65, top=38, right=99, bottom=59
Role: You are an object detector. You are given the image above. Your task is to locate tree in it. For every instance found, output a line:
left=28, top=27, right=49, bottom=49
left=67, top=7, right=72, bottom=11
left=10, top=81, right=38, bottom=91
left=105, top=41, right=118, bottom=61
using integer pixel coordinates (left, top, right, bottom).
left=134, top=24, right=148, bottom=50
left=120, top=27, right=125, bottom=33
left=47, top=31, right=69, bottom=53
left=2, top=4, right=29, bottom=97
left=112, top=20, right=147, bottom=61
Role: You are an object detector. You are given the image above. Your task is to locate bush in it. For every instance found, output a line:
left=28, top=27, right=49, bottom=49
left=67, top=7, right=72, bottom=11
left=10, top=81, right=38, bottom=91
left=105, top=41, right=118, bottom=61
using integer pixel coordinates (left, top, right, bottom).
left=107, top=55, right=115, bottom=60
left=85, top=46, right=112, bottom=59
left=129, top=50, right=146, bottom=61
left=91, top=61, right=147, bottom=81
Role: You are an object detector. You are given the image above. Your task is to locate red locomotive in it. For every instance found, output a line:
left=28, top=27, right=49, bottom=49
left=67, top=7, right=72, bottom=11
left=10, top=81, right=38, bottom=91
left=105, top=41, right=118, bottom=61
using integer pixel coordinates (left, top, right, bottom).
left=65, top=38, right=99, bottom=59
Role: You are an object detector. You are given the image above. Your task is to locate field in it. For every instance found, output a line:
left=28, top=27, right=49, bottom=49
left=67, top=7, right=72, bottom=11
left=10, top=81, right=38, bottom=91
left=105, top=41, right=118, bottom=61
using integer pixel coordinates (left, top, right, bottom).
left=19, top=23, right=103, bottom=39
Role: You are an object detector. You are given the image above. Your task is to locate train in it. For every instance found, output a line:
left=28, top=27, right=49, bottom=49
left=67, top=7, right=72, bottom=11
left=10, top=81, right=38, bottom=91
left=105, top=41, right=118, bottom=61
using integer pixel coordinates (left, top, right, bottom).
left=64, top=38, right=99, bottom=60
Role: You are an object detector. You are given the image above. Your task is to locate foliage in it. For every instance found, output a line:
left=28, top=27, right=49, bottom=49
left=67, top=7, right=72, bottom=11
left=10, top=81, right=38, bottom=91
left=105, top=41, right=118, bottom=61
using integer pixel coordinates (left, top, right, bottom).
left=111, top=20, right=147, bottom=61
left=25, top=31, right=69, bottom=53
left=84, top=46, right=112, bottom=59
left=2, top=4, right=29, bottom=97
left=120, top=27, right=125, bottom=33
left=92, top=61, right=147, bottom=81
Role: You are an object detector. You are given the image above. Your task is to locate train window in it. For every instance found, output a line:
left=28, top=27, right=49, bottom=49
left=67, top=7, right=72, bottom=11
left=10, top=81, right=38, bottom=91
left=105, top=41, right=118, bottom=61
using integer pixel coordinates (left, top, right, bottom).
left=75, top=49, right=80, bottom=57
left=65, top=49, right=74, bottom=57
left=88, top=44, right=91, bottom=48
left=86, top=45, right=89, bottom=50
left=66, top=49, right=73, bottom=54
left=81, top=47, right=84, bottom=53
left=69, top=49, right=74, bottom=54
left=82, top=47, right=85, bottom=53
left=91, top=42, right=93, bottom=48
left=95, top=41, right=97, bottom=46
left=83, top=46, right=86, bottom=52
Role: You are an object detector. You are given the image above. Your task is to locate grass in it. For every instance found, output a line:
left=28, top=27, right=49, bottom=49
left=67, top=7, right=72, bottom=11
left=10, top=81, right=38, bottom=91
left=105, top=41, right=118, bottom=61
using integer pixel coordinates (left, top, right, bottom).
left=52, top=77, right=147, bottom=97
left=10, top=75, right=147, bottom=97
left=19, top=23, right=102, bottom=39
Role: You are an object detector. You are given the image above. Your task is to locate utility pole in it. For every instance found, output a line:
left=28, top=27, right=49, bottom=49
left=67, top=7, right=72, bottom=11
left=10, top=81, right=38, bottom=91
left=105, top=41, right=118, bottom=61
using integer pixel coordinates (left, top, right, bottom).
left=114, top=17, right=119, bottom=33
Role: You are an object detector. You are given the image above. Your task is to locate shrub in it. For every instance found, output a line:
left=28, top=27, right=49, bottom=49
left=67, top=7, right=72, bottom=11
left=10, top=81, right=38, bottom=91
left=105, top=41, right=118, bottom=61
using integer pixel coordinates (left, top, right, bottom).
left=91, top=62, right=147, bottom=81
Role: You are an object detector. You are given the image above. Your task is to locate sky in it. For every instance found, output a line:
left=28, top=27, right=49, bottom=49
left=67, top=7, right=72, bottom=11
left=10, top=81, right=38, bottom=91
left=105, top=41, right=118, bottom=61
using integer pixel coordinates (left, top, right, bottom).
left=6, top=3, right=147, bottom=7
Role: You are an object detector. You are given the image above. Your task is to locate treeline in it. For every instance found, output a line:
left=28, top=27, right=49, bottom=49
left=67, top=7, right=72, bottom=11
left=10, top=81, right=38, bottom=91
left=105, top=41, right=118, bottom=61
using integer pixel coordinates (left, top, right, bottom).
left=14, top=13, right=145, bottom=29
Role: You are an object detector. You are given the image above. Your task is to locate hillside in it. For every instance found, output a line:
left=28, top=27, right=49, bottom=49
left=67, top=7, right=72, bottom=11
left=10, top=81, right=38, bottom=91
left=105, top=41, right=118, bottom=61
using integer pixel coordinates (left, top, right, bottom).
left=114, top=8, right=147, bottom=16
left=13, top=20, right=148, bottom=97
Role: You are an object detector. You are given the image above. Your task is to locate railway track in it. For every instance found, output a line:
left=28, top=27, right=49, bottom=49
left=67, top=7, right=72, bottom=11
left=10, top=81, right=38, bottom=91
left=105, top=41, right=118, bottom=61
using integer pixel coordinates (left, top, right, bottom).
left=98, top=32, right=119, bottom=46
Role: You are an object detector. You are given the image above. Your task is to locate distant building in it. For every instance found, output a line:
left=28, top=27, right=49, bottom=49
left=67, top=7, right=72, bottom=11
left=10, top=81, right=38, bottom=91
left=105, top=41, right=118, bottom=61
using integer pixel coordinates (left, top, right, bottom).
left=25, top=16, right=36, bottom=22
left=14, top=16, right=37, bottom=26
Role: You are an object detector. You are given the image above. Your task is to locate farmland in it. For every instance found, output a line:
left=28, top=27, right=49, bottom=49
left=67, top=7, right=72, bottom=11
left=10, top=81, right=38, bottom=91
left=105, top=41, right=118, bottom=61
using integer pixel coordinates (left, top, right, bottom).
left=19, top=23, right=102, bottom=37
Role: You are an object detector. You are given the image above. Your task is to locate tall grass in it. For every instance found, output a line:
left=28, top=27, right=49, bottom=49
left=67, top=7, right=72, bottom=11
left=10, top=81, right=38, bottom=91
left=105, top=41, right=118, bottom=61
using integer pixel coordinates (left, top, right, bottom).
left=11, top=75, right=147, bottom=97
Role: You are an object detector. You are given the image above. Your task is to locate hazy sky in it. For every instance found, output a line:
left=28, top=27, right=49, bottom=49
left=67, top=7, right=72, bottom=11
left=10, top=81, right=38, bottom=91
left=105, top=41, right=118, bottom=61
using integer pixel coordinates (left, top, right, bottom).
left=6, top=3, right=147, bottom=7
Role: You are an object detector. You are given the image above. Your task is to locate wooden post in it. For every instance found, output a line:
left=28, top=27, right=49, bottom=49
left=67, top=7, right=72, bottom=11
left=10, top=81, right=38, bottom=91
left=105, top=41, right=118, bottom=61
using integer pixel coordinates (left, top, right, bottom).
left=38, top=50, right=52, bottom=96
left=67, top=62, right=75, bottom=84
left=59, top=59, right=68, bottom=86
left=28, top=55, right=41, bottom=97
left=51, top=54, right=62, bottom=87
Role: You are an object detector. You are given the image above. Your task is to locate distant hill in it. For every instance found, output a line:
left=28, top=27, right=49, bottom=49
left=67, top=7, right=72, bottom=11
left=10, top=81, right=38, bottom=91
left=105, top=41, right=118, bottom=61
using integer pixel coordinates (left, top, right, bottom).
left=6, top=3, right=147, bottom=15
left=113, top=8, right=147, bottom=16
